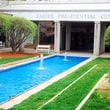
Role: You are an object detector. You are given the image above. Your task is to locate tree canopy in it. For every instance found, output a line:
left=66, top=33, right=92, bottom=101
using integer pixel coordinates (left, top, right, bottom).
left=0, top=14, right=37, bottom=52
left=104, top=25, right=110, bottom=47
left=0, top=14, right=11, bottom=36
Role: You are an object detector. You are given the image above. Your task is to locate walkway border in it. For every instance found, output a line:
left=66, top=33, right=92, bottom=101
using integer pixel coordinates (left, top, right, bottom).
left=75, top=74, right=107, bottom=110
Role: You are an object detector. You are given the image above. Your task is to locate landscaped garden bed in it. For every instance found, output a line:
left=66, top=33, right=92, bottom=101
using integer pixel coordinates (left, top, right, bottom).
left=0, top=52, right=40, bottom=65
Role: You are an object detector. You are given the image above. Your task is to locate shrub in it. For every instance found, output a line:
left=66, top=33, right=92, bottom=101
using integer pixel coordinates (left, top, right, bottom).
left=104, top=25, right=110, bottom=47
left=0, top=14, right=37, bottom=53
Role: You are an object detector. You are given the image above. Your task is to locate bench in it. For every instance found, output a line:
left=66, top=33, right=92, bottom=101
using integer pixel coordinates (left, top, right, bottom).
left=36, top=45, right=50, bottom=53
left=0, top=41, right=5, bottom=48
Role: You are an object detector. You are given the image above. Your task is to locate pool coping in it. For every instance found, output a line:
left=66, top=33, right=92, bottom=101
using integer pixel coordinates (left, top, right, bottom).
left=0, top=56, right=39, bottom=70
left=0, top=54, right=57, bottom=71
left=0, top=54, right=96, bottom=109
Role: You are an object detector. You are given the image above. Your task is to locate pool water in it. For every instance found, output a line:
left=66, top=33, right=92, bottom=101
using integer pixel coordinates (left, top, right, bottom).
left=0, top=55, right=88, bottom=103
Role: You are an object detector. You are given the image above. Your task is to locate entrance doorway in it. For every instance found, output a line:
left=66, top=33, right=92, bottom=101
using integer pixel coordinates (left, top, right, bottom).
left=61, top=22, right=94, bottom=53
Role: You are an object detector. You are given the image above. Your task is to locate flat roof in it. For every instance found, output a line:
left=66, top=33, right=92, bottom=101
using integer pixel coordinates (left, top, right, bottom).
left=0, top=2, right=110, bottom=11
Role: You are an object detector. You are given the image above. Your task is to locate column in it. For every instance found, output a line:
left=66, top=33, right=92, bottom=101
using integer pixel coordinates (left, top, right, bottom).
left=93, top=21, right=101, bottom=56
left=60, top=23, right=63, bottom=50
left=54, top=21, right=60, bottom=53
left=66, top=23, right=71, bottom=51
left=37, top=22, right=40, bottom=45
left=100, top=23, right=106, bottom=54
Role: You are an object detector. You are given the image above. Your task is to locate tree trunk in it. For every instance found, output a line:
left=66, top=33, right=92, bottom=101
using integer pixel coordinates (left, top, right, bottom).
left=33, top=36, right=38, bottom=49
left=19, top=43, right=24, bottom=53
left=11, top=46, right=17, bottom=53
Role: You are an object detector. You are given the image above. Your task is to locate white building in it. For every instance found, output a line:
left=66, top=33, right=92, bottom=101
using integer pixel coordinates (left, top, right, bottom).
left=0, top=0, right=110, bottom=55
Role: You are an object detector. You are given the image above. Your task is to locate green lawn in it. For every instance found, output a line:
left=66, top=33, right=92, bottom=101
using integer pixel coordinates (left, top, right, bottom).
left=81, top=91, right=110, bottom=110
left=0, top=56, right=34, bottom=65
left=0, top=53, right=49, bottom=65
left=7, top=58, right=110, bottom=110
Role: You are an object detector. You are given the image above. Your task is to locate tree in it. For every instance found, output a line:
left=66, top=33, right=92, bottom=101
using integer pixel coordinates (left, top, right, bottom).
left=0, top=14, right=11, bottom=40
left=104, top=25, right=110, bottom=47
left=9, top=17, right=37, bottom=52
left=0, top=14, right=37, bottom=53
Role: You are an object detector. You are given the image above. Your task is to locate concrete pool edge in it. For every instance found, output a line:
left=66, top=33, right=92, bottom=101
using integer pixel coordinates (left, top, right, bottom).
left=0, top=55, right=96, bottom=109
left=0, top=54, right=55, bottom=71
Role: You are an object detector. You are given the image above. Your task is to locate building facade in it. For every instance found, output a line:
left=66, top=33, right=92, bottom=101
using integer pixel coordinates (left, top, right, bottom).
left=0, top=0, right=110, bottom=55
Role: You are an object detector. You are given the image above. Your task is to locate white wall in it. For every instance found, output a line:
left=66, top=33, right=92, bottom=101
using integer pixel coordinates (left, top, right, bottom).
left=6, top=11, right=110, bottom=22
left=1, top=0, right=110, bottom=22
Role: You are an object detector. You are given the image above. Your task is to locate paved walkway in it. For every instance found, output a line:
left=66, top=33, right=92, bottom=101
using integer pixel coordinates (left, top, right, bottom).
left=0, top=48, right=110, bottom=58
left=0, top=48, right=36, bottom=53
left=100, top=53, right=110, bottom=58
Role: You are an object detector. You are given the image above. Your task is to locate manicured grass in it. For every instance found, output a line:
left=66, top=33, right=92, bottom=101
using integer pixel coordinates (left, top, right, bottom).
left=0, top=53, right=48, bottom=65
left=6, top=58, right=110, bottom=110
left=0, top=56, right=34, bottom=65
left=81, top=91, right=110, bottom=110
